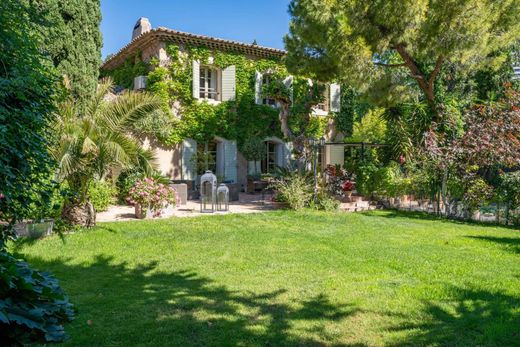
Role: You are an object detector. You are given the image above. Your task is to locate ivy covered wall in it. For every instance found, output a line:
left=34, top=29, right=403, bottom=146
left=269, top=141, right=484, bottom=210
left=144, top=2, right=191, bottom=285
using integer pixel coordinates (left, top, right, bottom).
left=102, top=43, right=349, bottom=151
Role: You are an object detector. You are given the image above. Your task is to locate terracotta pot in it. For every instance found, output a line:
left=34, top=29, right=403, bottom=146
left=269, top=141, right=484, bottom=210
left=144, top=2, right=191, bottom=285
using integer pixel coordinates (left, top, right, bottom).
left=135, top=204, right=149, bottom=219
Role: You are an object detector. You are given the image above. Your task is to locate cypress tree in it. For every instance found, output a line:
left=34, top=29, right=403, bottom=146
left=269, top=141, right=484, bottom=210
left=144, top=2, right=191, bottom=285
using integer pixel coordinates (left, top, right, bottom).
left=31, top=0, right=102, bottom=100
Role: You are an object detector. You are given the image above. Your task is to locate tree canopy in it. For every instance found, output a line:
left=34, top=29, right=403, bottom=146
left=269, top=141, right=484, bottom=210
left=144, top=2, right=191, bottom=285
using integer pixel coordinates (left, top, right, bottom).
left=285, top=0, right=520, bottom=120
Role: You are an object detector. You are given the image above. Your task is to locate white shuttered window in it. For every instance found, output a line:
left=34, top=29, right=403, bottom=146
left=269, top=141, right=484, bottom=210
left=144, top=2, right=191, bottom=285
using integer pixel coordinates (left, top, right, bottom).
left=199, top=66, right=219, bottom=100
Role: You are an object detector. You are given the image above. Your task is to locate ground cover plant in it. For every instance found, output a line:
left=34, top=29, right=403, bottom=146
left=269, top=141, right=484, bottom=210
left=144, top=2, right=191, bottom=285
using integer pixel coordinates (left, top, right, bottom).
left=12, top=211, right=520, bottom=346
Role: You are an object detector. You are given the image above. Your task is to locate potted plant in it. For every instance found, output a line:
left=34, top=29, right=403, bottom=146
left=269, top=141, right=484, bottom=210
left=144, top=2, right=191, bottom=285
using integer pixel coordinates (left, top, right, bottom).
left=342, top=180, right=355, bottom=201
left=127, top=178, right=178, bottom=219
left=324, top=165, right=355, bottom=202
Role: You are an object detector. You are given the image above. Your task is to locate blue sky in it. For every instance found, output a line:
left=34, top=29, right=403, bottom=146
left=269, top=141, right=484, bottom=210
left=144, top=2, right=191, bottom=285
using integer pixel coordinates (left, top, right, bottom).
left=101, top=0, right=291, bottom=59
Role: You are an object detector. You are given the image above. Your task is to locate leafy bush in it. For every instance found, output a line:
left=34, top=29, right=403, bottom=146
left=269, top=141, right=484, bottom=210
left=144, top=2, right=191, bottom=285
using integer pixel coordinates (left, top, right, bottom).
left=88, top=180, right=116, bottom=212
left=498, top=171, right=520, bottom=208
left=270, top=172, right=313, bottom=210
left=497, top=171, right=520, bottom=224
left=463, top=177, right=493, bottom=215
left=347, top=108, right=387, bottom=143
left=310, top=193, right=340, bottom=211
left=0, top=251, right=75, bottom=344
left=354, top=163, right=382, bottom=197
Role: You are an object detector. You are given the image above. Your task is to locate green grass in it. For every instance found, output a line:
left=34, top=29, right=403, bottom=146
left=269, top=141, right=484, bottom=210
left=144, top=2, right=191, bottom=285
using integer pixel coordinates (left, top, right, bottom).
left=11, top=210, right=520, bottom=346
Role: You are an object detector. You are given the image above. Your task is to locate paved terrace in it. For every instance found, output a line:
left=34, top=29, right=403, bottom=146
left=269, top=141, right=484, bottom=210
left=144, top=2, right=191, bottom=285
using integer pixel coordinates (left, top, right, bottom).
left=97, top=193, right=277, bottom=222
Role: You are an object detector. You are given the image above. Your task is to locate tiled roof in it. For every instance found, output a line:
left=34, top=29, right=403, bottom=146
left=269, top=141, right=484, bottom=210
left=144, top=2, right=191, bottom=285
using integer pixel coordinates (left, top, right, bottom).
left=102, top=27, right=286, bottom=70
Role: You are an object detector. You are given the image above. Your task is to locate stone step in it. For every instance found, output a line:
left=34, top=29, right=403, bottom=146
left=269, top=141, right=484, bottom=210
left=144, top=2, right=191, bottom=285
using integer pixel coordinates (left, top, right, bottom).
left=339, top=201, right=376, bottom=212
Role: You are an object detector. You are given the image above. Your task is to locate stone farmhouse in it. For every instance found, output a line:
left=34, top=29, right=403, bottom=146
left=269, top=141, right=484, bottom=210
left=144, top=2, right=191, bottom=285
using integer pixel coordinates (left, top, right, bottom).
left=101, top=18, right=345, bottom=190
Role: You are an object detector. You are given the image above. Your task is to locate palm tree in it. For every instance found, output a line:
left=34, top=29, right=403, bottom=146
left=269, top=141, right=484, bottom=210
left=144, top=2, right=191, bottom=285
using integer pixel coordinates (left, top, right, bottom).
left=51, top=78, right=162, bottom=227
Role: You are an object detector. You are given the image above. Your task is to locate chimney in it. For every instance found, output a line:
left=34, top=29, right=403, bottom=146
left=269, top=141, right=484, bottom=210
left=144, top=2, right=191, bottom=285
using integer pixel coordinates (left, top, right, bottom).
left=132, top=18, right=152, bottom=40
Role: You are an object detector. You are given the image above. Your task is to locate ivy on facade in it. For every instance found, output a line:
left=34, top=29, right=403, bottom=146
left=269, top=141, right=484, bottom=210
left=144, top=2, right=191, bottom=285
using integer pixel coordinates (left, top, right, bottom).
left=102, top=44, right=350, bottom=150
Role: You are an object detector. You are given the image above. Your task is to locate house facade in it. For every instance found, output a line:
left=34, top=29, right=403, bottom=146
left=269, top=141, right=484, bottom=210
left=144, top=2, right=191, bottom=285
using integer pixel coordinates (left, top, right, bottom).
left=101, top=18, right=345, bottom=189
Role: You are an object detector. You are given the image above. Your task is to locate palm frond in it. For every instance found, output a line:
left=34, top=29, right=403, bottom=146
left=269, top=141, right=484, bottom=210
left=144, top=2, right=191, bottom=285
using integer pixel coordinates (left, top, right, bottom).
left=103, top=91, right=164, bottom=130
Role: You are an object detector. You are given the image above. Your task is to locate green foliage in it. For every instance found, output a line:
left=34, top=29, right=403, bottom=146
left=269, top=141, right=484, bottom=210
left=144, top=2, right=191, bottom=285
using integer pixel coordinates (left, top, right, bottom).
left=334, top=86, right=369, bottom=137
left=348, top=108, right=387, bottom=143
left=51, top=78, right=160, bottom=219
left=240, top=137, right=267, bottom=161
left=286, top=0, right=520, bottom=118
left=101, top=55, right=149, bottom=89
left=354, top=163, right=383, bottom=197
left=498, top=171, right=520, bottom=209
left=0, top=250, right=75, bottom=344
left=309, top=192, right=340, bottom=211
left=88, top=181, right=116, bottom=212
left=270, top=172, right=313, bottom=210
left=32, top=0, right=102, bottom=101
left=463, top=176, right=493, bottom=214
left=0, top=0, right=58, bottom=245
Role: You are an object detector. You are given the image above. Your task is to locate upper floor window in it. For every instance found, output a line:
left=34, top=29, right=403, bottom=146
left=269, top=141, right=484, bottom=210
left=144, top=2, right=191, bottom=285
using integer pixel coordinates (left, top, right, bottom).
left=200, top=66, right=219, bottom=100
left=262, top=74, right=277, bottom=106
left=315, top=84, right=330, bottom=112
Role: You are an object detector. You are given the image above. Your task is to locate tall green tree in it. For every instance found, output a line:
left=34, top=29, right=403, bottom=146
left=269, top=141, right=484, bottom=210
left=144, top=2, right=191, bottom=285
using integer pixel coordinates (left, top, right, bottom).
left=31, top=0, right=102, bottom=101
left=285, top=0, right=520, bottom=122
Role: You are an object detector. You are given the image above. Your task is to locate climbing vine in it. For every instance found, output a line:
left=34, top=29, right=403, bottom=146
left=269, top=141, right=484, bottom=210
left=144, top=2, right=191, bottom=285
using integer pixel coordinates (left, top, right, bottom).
left=100, top=53, right=148, bottom=89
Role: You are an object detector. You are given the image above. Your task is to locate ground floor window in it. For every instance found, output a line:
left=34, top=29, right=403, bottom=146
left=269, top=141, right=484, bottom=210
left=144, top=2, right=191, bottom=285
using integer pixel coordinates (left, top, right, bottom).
left=261, top=141, right=278, bottom=173
left=196, top=140, right=217, bottom=174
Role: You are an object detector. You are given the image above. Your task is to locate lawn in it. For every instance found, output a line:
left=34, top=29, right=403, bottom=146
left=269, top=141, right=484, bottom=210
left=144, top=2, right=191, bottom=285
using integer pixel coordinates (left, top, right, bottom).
left=11, top=210, right=520, bottom=346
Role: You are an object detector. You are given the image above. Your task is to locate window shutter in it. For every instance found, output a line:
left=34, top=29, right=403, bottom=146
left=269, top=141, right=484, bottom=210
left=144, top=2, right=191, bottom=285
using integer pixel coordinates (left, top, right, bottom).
left=134, top=76, right=147, bottom=90
left=182, top=138, right=197, bottom=180
left=192, top=60, right=200, bottom=99
left=330, top=83, right=341, bottom=112
left=327, top=144, right=344, bottom=166
left=283, top=142, right=293, bottom=168
left=216, top=141, right=225, bottom=176
left=223, top=140, right=237, bottom=183
left=255, top=71, right=263, bottom=104
left=221, top=65, right=236, bottom=101
left=283, top=76, right=294, bottom=101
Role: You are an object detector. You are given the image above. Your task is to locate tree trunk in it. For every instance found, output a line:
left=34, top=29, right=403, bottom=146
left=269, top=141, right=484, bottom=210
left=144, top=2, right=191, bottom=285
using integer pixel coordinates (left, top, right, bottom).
left=394, top=44, right=443, bottom=122
left=62, top=199, right=96, bottom=228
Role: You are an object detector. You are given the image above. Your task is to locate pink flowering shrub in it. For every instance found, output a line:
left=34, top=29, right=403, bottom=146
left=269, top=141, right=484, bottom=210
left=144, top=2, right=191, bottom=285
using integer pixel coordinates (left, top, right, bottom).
left=126, top=178, right=178, bottom=217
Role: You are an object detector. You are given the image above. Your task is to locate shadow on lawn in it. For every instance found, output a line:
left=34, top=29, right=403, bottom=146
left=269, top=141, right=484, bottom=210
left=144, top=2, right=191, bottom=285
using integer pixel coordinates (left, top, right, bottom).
left=364, top=210, right=520, bottom=230
left=23, top=254, right=360, bottom=346
left=384, top=285, right=520, bottom=346
left=466, top=235, right=520, bottom=254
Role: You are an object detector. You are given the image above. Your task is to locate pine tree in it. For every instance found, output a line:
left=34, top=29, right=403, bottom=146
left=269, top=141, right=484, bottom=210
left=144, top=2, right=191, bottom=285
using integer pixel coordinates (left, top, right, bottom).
left=31, top=0, right=102, bottom=101
left=285, top=0, right=520, bottom=121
